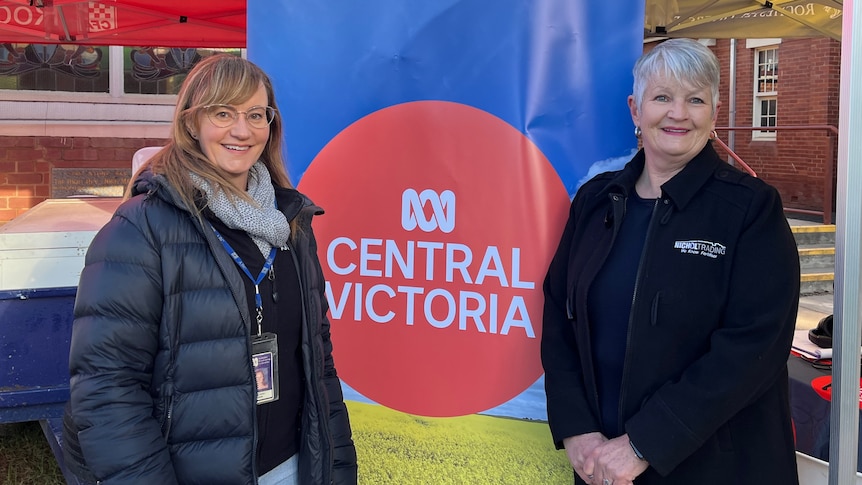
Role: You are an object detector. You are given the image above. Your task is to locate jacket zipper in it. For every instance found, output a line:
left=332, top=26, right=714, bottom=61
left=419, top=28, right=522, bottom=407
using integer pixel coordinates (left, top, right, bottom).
left=195, top=215, right=260, bottom=483
left=149, top=189, right=179, bottom=445
left=162, top=382, right=174, bottom=440
left=145, top=181, right=265, bottom=482
left=616, top=197, right=661, bottom=435
left=286, top=239, right=334, bottom=484
left=584, top=193, right=628, bottom=414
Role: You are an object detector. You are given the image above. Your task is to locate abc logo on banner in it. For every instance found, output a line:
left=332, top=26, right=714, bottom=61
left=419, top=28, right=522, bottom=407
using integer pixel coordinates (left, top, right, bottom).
left=402, top=189, right=455, bottom=233
left=298, top=101, right=569, bottom=417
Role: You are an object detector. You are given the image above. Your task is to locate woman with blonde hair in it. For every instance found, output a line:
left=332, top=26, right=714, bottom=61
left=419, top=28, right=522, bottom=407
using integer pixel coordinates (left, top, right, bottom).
left=63, top=54, right=357, bottom=485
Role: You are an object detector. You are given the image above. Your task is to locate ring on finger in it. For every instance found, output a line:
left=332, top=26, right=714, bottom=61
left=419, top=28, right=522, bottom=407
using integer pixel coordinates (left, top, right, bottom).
left=603, top=479, right=611, bottom=485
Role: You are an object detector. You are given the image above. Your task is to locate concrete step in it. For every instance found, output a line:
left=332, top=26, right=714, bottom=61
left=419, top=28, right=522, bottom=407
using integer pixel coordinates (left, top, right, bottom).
left=791, top=223, right=836, bottom=295
left=797, top=246, right=835, bottom=270
left=800, top=270, right=834, bottom=295
left=791, top=224, right=836, bottom=246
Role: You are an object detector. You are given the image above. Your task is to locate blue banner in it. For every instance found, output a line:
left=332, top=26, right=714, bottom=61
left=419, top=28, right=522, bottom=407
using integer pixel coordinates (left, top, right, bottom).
left=250, top=0, right=642, bottom=194
left=250, top=1, right=643, bottom=482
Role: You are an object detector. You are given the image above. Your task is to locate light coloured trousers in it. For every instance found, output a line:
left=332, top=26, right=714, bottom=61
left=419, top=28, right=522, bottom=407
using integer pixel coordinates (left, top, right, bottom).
left=258, top=454, right=298, bottom=485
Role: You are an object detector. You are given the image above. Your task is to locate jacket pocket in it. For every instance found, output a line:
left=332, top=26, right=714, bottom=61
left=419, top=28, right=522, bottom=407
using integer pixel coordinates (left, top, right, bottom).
left=62, top=402, right=98, bottom=483
left=716, top=422, right=734, bottom=453
left=650, top=291, right=662, bottom=327
left=157, top=381, right=174, bottom=441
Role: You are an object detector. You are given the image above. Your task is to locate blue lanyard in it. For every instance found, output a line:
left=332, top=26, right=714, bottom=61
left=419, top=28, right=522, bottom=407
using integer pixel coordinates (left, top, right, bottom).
left=210, top=224, right=277, bottom=336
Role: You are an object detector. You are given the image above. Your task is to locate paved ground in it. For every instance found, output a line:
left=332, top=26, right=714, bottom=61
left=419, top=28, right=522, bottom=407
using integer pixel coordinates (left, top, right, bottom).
left=787, top=217, right=831, bottom=227
left=797, top=293, right=833, bottom=331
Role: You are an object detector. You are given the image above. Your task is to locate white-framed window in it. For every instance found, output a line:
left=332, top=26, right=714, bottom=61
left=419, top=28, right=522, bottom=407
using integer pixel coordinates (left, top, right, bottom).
left=0, top=45, right=240, bottom=95
left=751, top=42, right=779, bottom=141
left=0, top=45, right=243, bottom=136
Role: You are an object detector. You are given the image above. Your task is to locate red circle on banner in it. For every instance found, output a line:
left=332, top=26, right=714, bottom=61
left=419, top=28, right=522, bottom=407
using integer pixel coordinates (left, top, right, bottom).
left=298, top=101, right=570, bottom=417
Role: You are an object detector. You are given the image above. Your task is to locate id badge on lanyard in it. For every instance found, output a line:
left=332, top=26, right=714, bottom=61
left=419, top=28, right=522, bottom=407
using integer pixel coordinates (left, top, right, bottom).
left=253, top=332, right=279, bottom=405
left=210, top=223, right=281, bottom=405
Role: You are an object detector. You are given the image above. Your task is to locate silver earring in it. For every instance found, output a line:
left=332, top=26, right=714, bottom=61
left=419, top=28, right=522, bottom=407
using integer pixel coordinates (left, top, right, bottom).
left=634, top=126, right=642, bottom=138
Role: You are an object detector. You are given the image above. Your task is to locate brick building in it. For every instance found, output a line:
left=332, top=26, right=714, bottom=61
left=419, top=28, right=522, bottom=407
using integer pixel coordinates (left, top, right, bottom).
left=642, top=37, right=841, bottom=222
left=711, top=38, right=841, bottom=222
left=0, top=134, right=168, bottom=222
left=0, top=38, right=843, bottom=225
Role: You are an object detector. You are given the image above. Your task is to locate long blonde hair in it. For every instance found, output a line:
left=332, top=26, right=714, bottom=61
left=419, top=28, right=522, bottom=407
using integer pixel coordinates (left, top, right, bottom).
left=127, top=54, right=293, bottom=218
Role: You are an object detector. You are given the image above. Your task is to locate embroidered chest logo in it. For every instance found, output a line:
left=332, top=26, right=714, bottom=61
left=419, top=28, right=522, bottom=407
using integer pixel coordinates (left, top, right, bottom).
left=674, top=240, right=726, bottom=259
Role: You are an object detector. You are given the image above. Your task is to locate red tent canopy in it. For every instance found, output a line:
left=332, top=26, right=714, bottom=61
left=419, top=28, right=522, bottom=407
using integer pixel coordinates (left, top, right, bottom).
left=0, top=0, right=245, bottom=47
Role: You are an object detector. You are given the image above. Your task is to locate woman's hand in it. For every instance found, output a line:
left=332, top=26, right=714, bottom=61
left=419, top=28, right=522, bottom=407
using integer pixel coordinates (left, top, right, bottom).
left=582, top=433, right=649, bottom=485
left=563, top=432, right=607, bottom=483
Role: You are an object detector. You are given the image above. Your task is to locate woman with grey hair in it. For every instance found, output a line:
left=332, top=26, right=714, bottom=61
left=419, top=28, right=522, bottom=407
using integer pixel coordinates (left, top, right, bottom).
left=541, top=38, right=799, bottom=484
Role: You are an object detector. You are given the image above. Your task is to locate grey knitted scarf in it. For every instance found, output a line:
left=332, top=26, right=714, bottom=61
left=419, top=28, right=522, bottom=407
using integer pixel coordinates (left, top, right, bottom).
left=190, top=161, right=290, bottom=257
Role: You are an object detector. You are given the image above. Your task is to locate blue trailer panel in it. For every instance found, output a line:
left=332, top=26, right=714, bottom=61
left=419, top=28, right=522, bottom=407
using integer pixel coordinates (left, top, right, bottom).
left=0, top=287, right=76, bottom=423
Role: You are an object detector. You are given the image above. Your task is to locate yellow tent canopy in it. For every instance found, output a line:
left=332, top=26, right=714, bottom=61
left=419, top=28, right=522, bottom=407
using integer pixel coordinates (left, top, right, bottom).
left=644, top=0, right=843, bottom=41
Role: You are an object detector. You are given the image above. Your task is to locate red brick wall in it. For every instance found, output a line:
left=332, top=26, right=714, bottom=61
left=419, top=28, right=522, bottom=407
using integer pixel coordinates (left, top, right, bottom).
left=712, top=38, right=841, bottom=218
left=0, top=136, right=167, bottom=224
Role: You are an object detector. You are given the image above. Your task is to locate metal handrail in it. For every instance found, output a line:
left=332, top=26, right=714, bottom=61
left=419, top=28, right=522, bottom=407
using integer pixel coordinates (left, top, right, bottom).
left=713, top=125, right=839, bottom=225
left=711, top=131, right=757, bottom=177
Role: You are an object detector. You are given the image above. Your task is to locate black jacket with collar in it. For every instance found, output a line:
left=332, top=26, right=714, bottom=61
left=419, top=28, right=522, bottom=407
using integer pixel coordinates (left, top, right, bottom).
left=64, top=170, right=357, bottom=485
left=541, top=143, right=800, bottom=484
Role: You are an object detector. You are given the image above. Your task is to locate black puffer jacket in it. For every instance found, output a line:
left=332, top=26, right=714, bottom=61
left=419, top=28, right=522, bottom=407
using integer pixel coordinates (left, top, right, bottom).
left=64, top=170, right=357, bottom=484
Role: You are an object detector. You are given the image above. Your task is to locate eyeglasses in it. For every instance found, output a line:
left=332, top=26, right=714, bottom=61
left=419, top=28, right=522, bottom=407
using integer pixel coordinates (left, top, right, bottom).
left=202, top=104, right=277, bottom=129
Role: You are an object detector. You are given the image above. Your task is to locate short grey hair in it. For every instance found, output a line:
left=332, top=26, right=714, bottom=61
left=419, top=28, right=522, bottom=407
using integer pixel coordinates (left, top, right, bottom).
left=632, top=38, right=720, bottom=112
